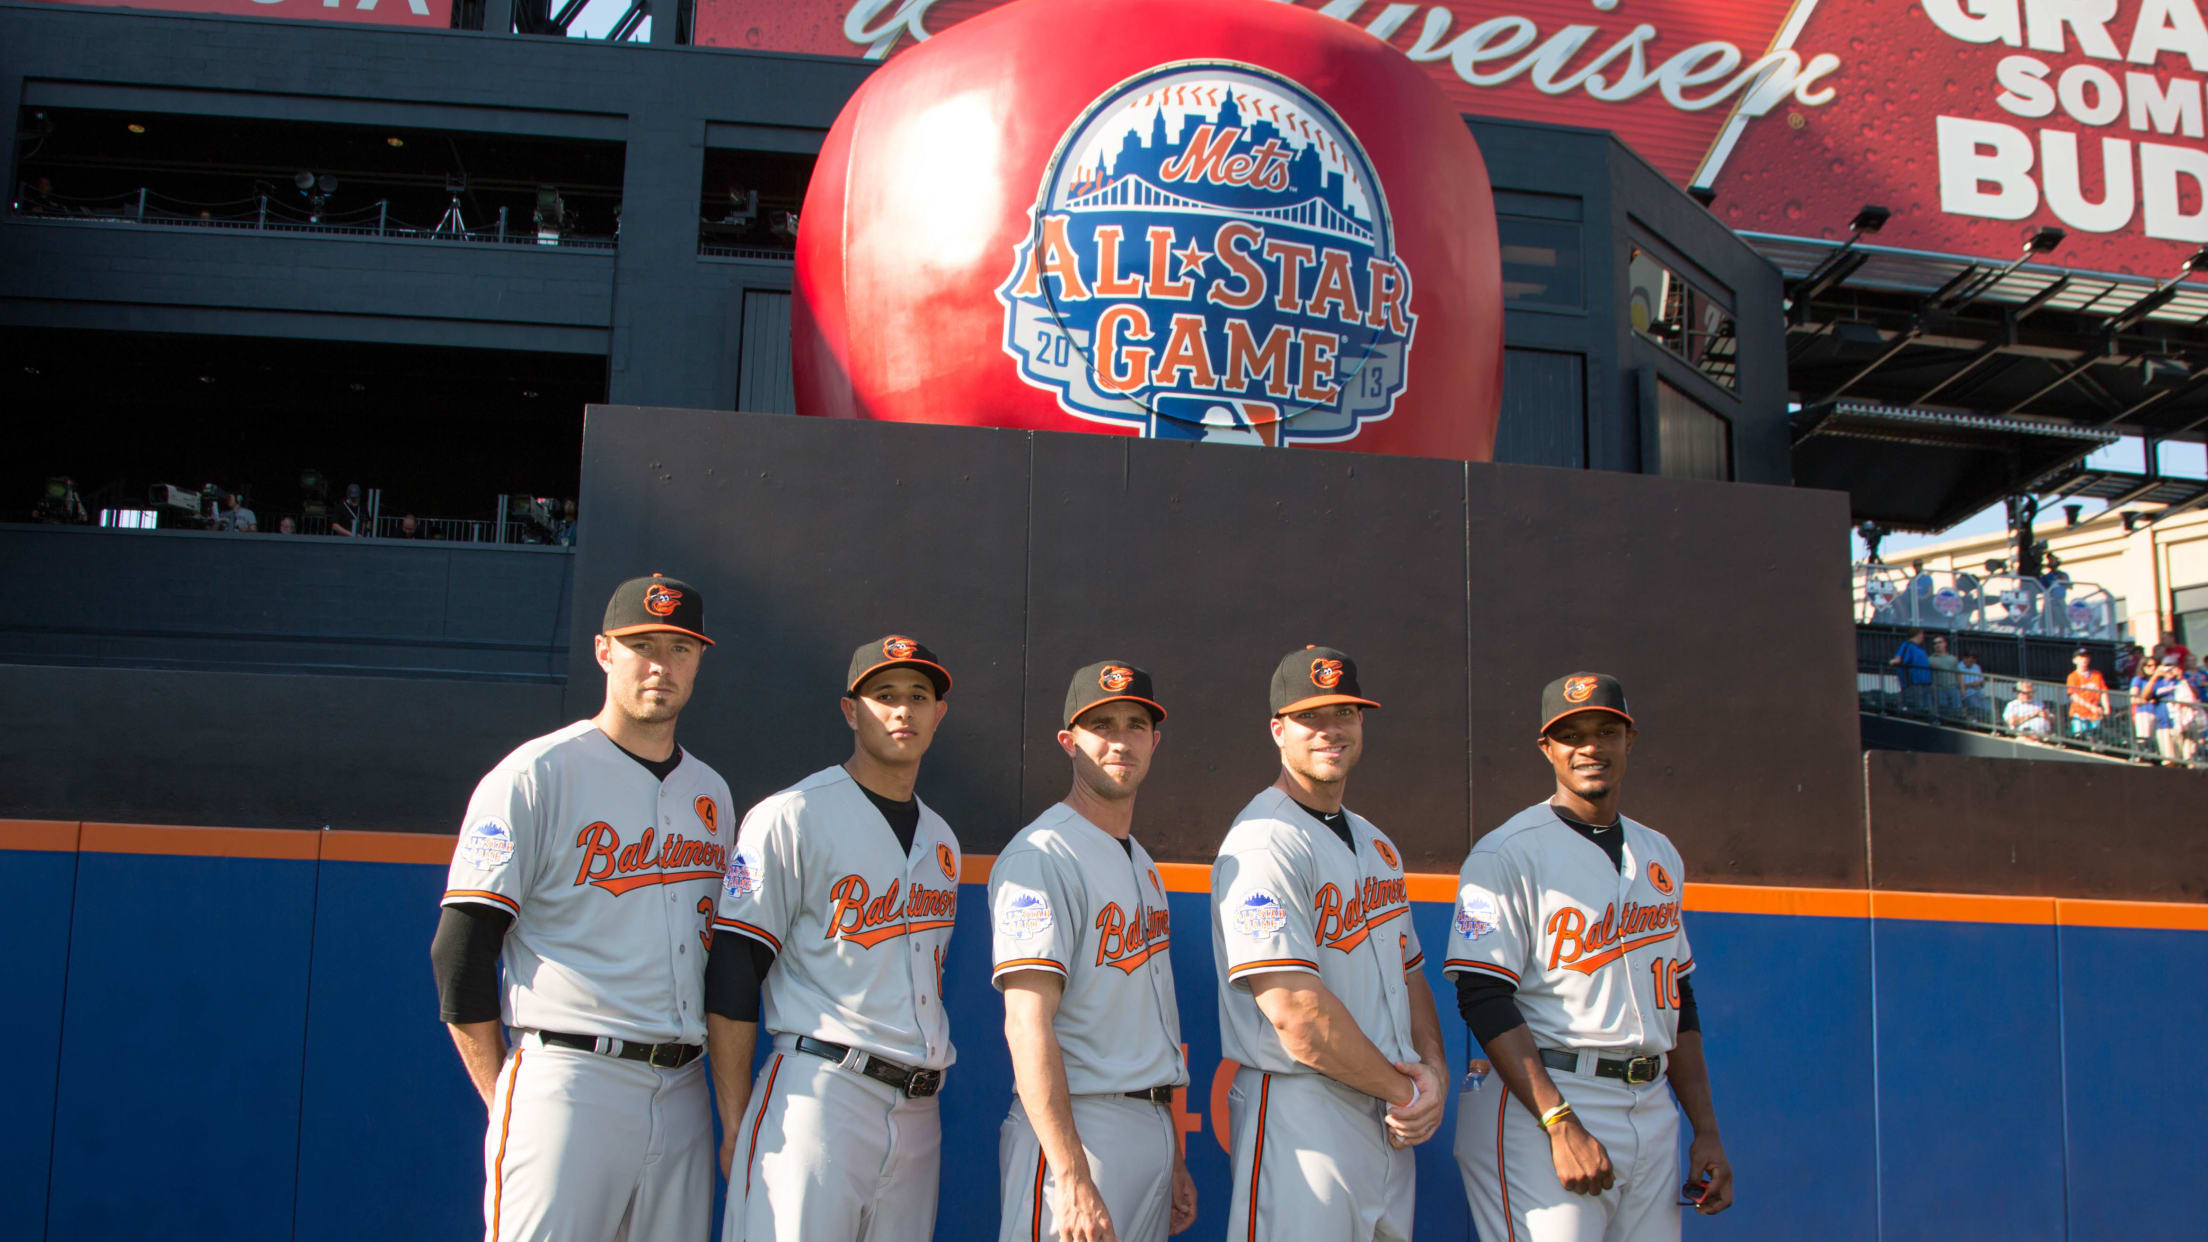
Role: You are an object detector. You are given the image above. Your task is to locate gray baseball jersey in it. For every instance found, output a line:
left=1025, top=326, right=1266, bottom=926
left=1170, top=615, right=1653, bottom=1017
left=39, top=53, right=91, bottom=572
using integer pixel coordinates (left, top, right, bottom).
left=442, top=719, right=732, bottom=1045
left=712, top=765, right=959, bottom=1069
left=988, top=802, right=1187, bottom=1095
left=1442, top=802, right=1694, bottom=1054
left=1210, top=787, right=1424, bottom=1074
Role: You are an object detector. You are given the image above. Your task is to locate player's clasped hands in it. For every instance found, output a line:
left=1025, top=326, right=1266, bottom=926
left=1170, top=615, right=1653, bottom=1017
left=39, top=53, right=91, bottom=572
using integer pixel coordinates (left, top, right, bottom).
left=1382, top=1059, right=1446, bottom=1148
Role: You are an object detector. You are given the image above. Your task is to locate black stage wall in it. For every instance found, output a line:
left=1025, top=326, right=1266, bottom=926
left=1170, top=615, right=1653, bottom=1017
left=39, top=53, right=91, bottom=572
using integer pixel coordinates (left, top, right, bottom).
left=573, top=408, right=1861, bottom=879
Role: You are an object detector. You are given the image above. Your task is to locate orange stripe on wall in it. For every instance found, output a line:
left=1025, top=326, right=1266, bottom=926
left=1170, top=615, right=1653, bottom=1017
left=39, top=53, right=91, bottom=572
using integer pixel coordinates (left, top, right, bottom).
left=0, top=819, right=81, bottom=852
left=79, top=822, right=320, bottom=861
left=10, top=824, right=2205, bottom=932
left=322, top=831, right=456, bottom=866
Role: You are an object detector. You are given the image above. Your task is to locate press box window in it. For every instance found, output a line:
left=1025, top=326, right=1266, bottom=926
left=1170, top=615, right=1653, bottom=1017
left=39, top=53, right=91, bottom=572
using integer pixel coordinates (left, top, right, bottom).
left=1627, top=245, right=1737, bottom=392
left=1656, top=380, right=1732, bottom=482
left=1497, top=216, right=1583, bottom=310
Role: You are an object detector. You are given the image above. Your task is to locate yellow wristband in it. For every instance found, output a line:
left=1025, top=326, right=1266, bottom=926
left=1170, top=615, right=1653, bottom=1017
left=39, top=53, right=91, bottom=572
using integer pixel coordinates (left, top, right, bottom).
left=1538, top=1103, right=1574, bottom=1129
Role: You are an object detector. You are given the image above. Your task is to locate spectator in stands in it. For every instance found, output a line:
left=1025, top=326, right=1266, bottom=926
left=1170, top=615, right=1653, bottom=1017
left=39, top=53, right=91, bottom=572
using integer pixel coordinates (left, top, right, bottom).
left=222, top=492, right=257, bottom=532
left=33, top=475, right=89, bottom=524
left=556, top=497, right=578, bottom=547
left=2132, top=658, right=2182, bottom=763
left=2065, top=649, right=2108, bottom=742
left=1952, top=567, right=1982, bottom=627
left=330, top=484, right=366, bottom=537
left=1889, top=628, right=1933, bottom=714
left=2041, top=555, right=2071, bottom=634
left=395, top=513, right=424, bottom=539
left=16, top=174, right=62, bottom=216
left=1928, top=635, right=1962, bottom=717
left=2116, top=642, right=2143, bottom=683
left=1958, top=652, right=1990, bottom=721
left=2003, top=681, right=2054, bottom=738
left=1905, top=560, right=1935, bottom=627
left=2157, top=630, right=2192, bottom=672
left=276, top=515, right=297, bottom=534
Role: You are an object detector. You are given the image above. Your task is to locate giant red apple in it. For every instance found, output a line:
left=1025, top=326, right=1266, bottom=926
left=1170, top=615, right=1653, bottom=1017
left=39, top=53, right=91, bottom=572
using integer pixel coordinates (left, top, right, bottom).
left=792, top=0, right=1502, bottom=459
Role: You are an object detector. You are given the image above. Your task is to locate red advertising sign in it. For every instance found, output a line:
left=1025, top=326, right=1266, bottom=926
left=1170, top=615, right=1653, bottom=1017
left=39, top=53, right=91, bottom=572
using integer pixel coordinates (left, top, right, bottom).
left=698, top=0, right=2208, bottom=277
left=23, top=0, right=450, bottom=29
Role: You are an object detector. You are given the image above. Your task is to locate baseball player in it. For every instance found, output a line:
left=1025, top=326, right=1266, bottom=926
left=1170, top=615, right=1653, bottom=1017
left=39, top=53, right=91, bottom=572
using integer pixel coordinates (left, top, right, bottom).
left=992, top=661, right=1198, bottom=1242
left=1209, top=646, right=1449, bottom=1242
left=1447, top=672, right=1733, bottom=1242
left=432, top=573, right=731, bottom=1242
left=706, top=635, right=961, bottom=1242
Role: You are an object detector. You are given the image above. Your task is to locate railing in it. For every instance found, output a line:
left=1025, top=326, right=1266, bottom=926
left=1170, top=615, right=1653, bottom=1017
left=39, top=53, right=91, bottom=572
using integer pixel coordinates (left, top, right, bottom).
left=1854, top=562, right=2119, bottom=640
left=10, top=187, right=618, bottom=250
left=1860, top=657, right=2207, bottom=769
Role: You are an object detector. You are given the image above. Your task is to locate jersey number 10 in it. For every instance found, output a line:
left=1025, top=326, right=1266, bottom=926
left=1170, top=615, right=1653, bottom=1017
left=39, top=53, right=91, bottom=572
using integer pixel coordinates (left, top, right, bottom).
left=1648, top=958, right=1685, bottom=1009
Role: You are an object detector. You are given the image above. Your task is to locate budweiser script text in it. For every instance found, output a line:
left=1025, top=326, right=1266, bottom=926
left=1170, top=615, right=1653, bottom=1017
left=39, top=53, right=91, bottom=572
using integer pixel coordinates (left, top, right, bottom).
left=838, top=0, right=1840, bottom=118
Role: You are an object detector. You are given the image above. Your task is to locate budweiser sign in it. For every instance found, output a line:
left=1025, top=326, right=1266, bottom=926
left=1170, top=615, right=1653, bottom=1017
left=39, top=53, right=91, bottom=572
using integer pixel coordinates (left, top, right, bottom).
left=698, top=0, right=2208, bottom=277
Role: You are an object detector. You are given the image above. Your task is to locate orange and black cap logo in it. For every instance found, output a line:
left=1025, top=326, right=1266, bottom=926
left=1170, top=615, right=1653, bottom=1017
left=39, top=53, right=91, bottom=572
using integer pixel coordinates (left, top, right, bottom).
left=847, top=634, right=952, bottom=697
left=1064, top=659, right=1165, bottom=728
left=1563, top=675, right=1597, bottom=703
left=1539, top=671, right=1633, bottom=735
left=1648, top=860, right=1674, bottom=895
left=602, top=573, right=713, bottom=646
left=1270, top=645, right=1380, bottom=715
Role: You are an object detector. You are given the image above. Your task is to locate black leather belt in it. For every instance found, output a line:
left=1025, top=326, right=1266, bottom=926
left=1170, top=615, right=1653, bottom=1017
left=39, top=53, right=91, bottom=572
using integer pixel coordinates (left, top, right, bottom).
left=794, top=1035, right=943, bottom=1098
left=538, top=1031, right=702, bottom=1069
left=1540, top=1048, right=1664, bottom=1086
left=1123, top=1085, right=1176, bottom=1105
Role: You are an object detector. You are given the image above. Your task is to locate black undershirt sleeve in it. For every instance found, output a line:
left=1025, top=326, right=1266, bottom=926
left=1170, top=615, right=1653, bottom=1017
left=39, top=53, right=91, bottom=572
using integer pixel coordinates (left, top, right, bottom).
left=705, top=932, right=778, bottom=1022
left=431, top=903, right=512, bottom=1024
left=1454, top=970, right=1529, bottom=1047
left=1676, top=974, right=1700, bottom=1034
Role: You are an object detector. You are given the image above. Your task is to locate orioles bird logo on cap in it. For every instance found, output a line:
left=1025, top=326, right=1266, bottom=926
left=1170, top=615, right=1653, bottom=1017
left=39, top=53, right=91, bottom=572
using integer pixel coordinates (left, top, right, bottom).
left=936, top=842, right=956, bottom=881
left=643, top=584, right=682, bottom=617
left=1099, top=665, right=1134, bottom=692
left=1311, top=658, right=1345, bottom=689
left=884, top=636, right=919, bottom=659
left=1563, top=675, right=1597, bottom=703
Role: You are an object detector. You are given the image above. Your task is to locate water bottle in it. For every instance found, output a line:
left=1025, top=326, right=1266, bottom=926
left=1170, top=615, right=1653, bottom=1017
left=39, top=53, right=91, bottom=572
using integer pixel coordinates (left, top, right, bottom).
left=1460, top=1058, right=1491, bottom=1094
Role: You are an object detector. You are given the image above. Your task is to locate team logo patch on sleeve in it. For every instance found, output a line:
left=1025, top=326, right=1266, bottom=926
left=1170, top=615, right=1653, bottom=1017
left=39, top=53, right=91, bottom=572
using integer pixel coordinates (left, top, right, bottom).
left=1455, top=890, right=1501, bottom=940
left=1647, top=860, right=1675, bottom=895
left=459, top=818, right=515, bottom=869
left=998, top=889, right=1055, bottom=940
left=1230, top=889, right=1288, bottom=938
left=725, top=847, right=766, bottom=899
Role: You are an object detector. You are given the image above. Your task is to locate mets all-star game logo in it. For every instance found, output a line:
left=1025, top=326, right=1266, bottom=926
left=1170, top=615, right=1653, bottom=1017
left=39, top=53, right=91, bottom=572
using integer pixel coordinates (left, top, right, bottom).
left=999, top=61, right=1416, bottom=446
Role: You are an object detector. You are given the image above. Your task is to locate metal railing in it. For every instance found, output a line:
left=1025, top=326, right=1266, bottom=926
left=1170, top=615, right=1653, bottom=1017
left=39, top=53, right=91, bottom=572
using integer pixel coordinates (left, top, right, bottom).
left=1860, top=657, right=2207, bottom=768
left=10, top=187, right=618, bottom=250
left=1855, top=562, right=2119, bottom=640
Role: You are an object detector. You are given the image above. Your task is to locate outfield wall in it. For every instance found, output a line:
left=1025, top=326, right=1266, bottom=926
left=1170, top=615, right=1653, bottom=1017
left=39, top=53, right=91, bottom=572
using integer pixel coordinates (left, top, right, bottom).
left=4, top=819, right=2204, bottom=1242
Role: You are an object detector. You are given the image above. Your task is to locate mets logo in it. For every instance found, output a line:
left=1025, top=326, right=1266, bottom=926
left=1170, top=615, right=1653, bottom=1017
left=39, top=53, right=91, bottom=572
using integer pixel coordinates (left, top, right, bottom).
left=1373, top=839, right=1399, bottom=870
left=1648, top=861, right=1675, bottom=896
left=1563, top=675, right=1598, bottom=703
left=998, top=61, right=1415, bottom=447
left=1099, top=664, right=1135, bottom=692
left=936, top=842, right=957, bottom=881
left=643, top=584, right=682, bottom=617
left=884, top=636, right=919, bottom=660
left=1311, top=657, right=1344, bottom=689
left=1231, top=889, right=1288, bottom=938
left=694, top=795, right=718, bottom=836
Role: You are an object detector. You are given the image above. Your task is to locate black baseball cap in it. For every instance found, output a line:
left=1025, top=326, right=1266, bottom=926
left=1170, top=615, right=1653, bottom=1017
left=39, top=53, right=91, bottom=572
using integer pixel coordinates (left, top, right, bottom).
left=1064, top=660, right=1166, bottom=728
left=602, top=573, right=713, bottom=646
left=1270, top=645, right=1380, bottom=715
left=1540, top=672, right=1633, bottom=734
left=847, top=634, right=952, bottom=697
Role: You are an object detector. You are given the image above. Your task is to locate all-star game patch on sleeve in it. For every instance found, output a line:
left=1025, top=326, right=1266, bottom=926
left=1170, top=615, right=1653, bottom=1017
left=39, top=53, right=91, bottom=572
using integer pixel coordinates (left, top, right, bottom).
left=1214, top=846, right=1320, bottom=988
left=714, top=796, right=797, bottom=955
left=1443, top=849, right=1530, bottom=988
left=443, top=765, right=538, bottom=918
left=989, top=847, right=1073, bottom=985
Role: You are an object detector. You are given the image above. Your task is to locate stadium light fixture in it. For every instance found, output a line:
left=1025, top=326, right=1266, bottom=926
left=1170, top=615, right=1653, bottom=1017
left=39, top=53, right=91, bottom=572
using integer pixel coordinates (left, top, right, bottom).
left=1849, top=205, right=1890, bottom=234
left=2024, top=226, right=2066, bottom=255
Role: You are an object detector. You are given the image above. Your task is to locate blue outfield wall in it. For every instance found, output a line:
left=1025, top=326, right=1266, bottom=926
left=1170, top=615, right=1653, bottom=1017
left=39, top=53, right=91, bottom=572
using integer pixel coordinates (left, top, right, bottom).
left=3, top=844, right=2204, bottom=1242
